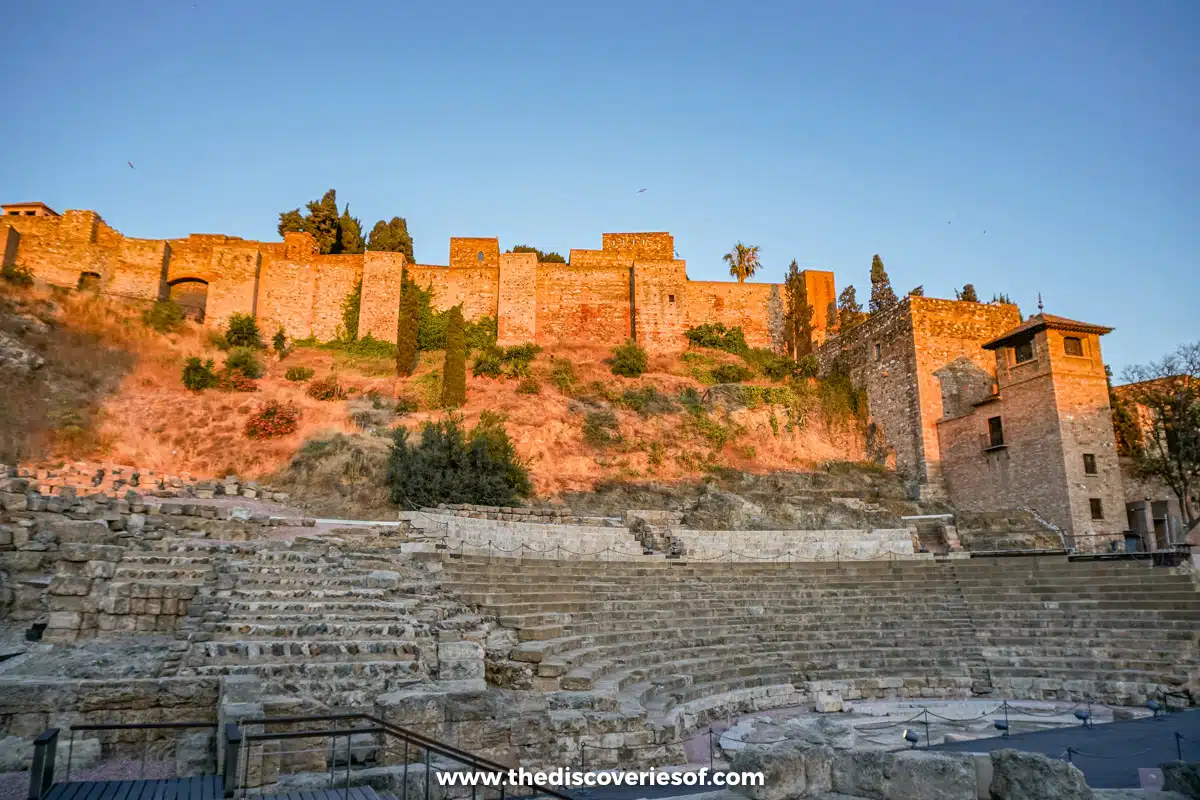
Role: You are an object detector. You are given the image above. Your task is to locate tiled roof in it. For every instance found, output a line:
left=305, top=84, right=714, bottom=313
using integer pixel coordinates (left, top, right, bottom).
left=982, top=313, right=1113, bottom=350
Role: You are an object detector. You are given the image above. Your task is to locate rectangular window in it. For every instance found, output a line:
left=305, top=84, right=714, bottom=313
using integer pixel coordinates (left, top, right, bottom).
left=1014, top=340, right=1034, bottom=364
left=1090, top=498, right=1104, bottom=520
left=668, top=294, right=675, bottom=303
left=1083, top=453, right=1097, bottom=475
left=874, top=343, right=882, bottom=361
left=1064, top=336, right=1084, bottom=356
left=987, top=416, right=1004, bottom=448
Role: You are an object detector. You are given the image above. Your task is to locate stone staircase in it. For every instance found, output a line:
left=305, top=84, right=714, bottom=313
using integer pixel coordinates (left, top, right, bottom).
left=172, top=538, right=479, bottom=710
left=438, top=554, right=1200, bottom=726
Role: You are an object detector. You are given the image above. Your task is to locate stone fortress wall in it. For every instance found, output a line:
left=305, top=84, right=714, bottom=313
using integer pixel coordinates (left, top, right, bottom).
left=0, top=206, right=835, bottom=350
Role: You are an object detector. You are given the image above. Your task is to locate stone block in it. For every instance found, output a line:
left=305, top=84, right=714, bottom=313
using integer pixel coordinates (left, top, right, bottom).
left=883, top=750, right=976, bottom=800
left=1160, top=762, right=1200, bottom=799
left=47, top=611, right=82, bottom=630
left=175, top=730, right=216, bottom=777
left=814, top=690, right=843, bottom=713
left=989, top=749, right=1094, bottom=800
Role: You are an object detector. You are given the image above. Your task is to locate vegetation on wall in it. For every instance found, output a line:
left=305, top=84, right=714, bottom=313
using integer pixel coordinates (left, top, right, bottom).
left=685, top=323, right=748, bottom=354
left=339, top=280, right=363, bottom=342
left=386, top=412, right=532, bottom=508
left=279, top=189, right=412, bottom=259
left=367, top=217, right=416, bottom=262
left=783, top=259, right=815, bottom=358
left=507, top=244, right=566, bottom=263
left=837, top=285, right=867, bottom=331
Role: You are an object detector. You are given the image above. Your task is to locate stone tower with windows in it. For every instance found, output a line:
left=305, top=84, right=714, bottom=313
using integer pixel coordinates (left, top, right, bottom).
left=936, top=313, right=1126, bottom=549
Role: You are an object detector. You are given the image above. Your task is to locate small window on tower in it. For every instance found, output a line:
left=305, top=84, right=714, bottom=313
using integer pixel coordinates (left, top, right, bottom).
left=1083, top=453, right=1097, bottom=475
left=1090, top=498, right=1104, bottom=520
left=874, top=343, right=882, bottom=361
left=477, top=251, right=485, bottom=262
left=668, top=294, right=675, bottom=303
left=1014, top=340, right=1034, bottom=364
left=1064, top=336, right=1084, bottom=356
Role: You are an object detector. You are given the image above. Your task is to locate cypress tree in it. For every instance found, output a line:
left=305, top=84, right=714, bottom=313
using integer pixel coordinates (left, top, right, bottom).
left=277, top=209, right=304, bottom=237
left=440, top=305, right=467, bottom=408
left=395, top=279, right=420, bottom=377
left=956, top=284, right=979, bottom=302
left=305, top=190, right=340, bottom=254
left=783, top=259, right=815, bottom=358
left=869, top=254, right=898, bottom=312
left=336, top=205, right=365, bottom=254
left=368, top=217, right=416, bottom=263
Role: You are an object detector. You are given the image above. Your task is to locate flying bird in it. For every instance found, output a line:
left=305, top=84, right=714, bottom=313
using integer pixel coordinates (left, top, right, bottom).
left=637, top=188, right=647, bottom=194
left=127, top=162, right=135, bottom=169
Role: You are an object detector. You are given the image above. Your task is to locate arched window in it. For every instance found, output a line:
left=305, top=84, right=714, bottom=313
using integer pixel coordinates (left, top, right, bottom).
left=77, top=272, right=102, bottom=292
left=168, top=278, right=209, bottom=322
left=477, top=251, right=485, bottom=262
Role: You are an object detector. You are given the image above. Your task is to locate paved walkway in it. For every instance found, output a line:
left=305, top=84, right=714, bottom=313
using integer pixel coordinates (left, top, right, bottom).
left=930, top=708, right=1200, bottom=788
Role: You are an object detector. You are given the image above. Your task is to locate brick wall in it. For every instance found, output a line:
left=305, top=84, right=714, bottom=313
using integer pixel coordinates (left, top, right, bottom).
left=357, top=251, right=406, bottom=341
left=601, top=232, right=675, bottom=260
left=684, top=280, right=779, bottom=349
left=449, top=237, right=500, bottom=268
left=535, top=263, right=632, bottom=345
left=497, top=252, right=538, bottom=345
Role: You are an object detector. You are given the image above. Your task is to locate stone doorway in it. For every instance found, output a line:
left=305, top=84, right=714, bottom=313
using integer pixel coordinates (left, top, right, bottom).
left=169, top=278, right=209, bottom=322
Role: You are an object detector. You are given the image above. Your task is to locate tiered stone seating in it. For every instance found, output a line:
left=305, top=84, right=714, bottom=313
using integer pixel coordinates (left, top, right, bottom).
left=174, top=540, right=464, bottom=709
left=439, top=555, right=1200, bottom=725
left=407, top=511, right=646, bottom=559
left=669, top=527, right=915, bottom=560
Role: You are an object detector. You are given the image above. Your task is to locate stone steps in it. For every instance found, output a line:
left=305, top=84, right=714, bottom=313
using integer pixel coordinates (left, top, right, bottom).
left=198, top=638, right=422, bottom=664
left=210, top=620, right=424, bottom=639
left=224, top=599, right=422, bottom=614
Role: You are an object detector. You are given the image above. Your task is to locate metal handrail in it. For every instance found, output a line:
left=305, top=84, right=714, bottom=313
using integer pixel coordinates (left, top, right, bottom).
left=232, top=712, right=575, bottom=799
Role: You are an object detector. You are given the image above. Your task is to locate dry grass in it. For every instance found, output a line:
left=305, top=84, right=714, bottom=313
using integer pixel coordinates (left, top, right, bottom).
left=4, top=286, right=867, bottom=500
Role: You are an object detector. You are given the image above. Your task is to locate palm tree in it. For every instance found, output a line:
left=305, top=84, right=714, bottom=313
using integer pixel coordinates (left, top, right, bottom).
left=723, top=242, right=761, bottom=283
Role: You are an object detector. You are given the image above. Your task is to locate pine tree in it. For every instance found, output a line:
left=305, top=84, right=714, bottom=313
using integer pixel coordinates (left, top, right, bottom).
left=509, top=245, right=566, bottom=263
left=277, top=209, right=305, bottom=237
left=869, top=254, right=898, bottom=312
left=305, top=190, right=340, bottom=254
left=336, top=205, right=365, bottom=254
left=956, top=284, right=979, bottom=303
left=440, top=305, right=467, bottom=408
left=909, top=286, right=925, bottom=297
left=368, top=217, right=416, bottom=263
left=838, top=285, right=866, bottom=331
left=783, top=259, right=815, bottom=358
left=395, top=279, right=420, bottom=377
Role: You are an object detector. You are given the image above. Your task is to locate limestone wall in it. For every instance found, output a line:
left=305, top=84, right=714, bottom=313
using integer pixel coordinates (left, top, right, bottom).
left=671, top=528, right=917, bottom=560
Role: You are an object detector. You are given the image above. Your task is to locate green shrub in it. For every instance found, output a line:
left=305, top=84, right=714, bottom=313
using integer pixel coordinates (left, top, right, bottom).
left=307, top=375, right=346, bottom=401
left=245, top=401, right=300, bottom=439
left=550, top=358, right=577, bottom=395
left=405, top=277, right=498, bottom=353
left=647, top=441, right=666, bottom=468
left=741, top=347, right=797, bottom=380
left=207, top=331, right=230, bottom=351
left=141, top=300, right=185, bottom=333
left=219, top=370, right=259, bottom=392
left=181, top=357, right=220, bottom=391
left=225, top=313, right=263, bottom=349
left=415, top=372, right=442, bottom=408
left=473, top=343, right=542, bottom=379
left=272, top=327, right=287, bottom=354
left=394, top=394, right=419, bottom=413
left=583, top=409, right=621, bottom=448
left=285, top=366, right=315, bottom=382
left=620, top=386, right=678, bottom=415
left=711, top=363, right=754, bottom=383
left=386, top=413, right=532, bottom=508
left=609, top=339, right=648, bottom=378
left=1, top=262, right=34, bottom=287
left=796, top=355, right=819, bottom=379
left=465, top=316, right=498, bottom=352
left=225, top=347, right=264, bottom=379
left=691, top=412, right=738, bottom=449
left=678, top=387, right=704, bottom=413
left=685, top=323, right=748, bottom=354
left=516, top=377, right=541, bottom=395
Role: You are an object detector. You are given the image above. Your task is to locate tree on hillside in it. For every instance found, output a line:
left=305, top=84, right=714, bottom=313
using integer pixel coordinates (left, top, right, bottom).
left=336, top=205, right=366, bottom=255
left=440, top=305, right=467, bottom=408
left=395, top=279, right=420, bottom=377
left=826, top=300, right=838, bottom=332
left=277, top=209, right=305, bottom=237
left=837, top=285, right=866, bottom=331
left=305, top=190, right=341, bottom=254
left=955, top=284, right=979, bottom=303
left=868, top=254, right=898, bottom=312
left=276, top=189, right=352, bottom=255
left=1107, top=365, right=1142, bottom=458
left=909, top=286, right=925, bottom=297
left=508, top=245, right=566, bottom=263
left=1121, top=341, right=1200, bottom=538
left=723, top=242, right=761, bottom=284
left=783, top=259, right=815, bottom=358
left=368, top=217, right=416, bottom=263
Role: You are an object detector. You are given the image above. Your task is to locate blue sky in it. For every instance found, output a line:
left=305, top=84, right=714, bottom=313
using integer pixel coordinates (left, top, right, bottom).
left=2, top=0, right=1195, bottom=373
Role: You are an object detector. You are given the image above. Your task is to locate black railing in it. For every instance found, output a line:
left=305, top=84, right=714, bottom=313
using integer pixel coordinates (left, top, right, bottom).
left=229, top=712, right=575, bottom=800
left=26, top=721, right=218, bottom=800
